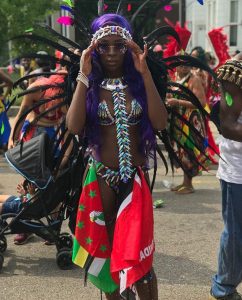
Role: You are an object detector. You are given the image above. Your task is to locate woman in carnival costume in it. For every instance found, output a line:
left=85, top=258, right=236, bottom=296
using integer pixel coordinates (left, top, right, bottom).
left=67, top=13, right=167, bottom=299
left=9, top=0, right=218, bottom=296
left=190, top=46, right=220, bottom=165
left=162, top=22, right=214, bottom=194
left=8, top=72, right=68, bottom=148
left=167, top=58, right=209, bottom=194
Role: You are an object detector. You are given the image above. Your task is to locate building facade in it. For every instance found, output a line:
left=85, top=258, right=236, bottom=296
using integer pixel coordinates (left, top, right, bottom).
left=186, top=0, right=242, bottom=54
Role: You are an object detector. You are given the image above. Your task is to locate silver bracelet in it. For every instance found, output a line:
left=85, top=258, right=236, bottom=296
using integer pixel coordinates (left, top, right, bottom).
left=76, top=71, right=89, bottom=88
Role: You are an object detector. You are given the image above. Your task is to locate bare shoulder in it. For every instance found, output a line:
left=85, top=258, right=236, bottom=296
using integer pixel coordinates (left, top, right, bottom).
left=188, top=74, right=202, bottom=88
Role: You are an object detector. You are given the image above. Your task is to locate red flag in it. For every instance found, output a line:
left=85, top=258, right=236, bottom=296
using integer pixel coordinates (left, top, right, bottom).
left=111, top=169, right=154, bottom=292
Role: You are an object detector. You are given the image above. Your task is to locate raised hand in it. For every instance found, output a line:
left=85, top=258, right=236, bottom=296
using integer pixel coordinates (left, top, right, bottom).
left=126, top=40, right=149, bottom=76
left=16, top=182, right=26, bottom=196
left=75, top=41, right=97, bottom=77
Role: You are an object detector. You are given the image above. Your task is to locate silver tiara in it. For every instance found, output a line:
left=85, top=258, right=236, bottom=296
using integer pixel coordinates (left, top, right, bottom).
left=91, top=25, right=132, bottom=43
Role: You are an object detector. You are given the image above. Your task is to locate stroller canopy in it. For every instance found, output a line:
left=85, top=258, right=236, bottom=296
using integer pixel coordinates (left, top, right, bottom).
left=5, top=133, right=53, bottom=189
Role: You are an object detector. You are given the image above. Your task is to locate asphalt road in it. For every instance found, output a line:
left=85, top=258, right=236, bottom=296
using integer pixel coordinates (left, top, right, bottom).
left=0, top=124, right=240, bottom=300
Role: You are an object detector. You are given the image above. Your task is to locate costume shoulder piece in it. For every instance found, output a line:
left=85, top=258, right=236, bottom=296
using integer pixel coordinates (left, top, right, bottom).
left=217, top=59, right=242, bottom=88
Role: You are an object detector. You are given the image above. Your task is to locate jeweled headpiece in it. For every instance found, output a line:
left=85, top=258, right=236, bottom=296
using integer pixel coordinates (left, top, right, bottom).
left=91, top=25, right=132, bottom=43
left=217, top=59, right=242, bottom=89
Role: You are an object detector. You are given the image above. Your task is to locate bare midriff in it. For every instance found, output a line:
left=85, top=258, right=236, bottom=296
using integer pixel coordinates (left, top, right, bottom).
left=25, top=111, right=63, bottom=127
left=94, top=88, right=146, bottom=168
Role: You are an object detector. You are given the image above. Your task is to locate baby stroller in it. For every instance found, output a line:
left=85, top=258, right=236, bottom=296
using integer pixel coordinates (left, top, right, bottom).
left=0, top=133, right=85, bottom=270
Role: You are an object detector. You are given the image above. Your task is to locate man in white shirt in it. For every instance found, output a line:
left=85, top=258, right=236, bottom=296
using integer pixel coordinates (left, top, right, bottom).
left=209, top=54, right=242, bottom=300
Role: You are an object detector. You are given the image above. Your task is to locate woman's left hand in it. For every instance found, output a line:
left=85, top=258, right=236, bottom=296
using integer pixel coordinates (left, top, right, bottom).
left=166, top=98, right=179, bottom=107
left=126, top=40, right=149, bottom=76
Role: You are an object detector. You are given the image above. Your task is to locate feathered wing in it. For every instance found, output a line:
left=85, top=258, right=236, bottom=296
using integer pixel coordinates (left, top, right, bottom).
left=142, top=23, right=219, bottom=176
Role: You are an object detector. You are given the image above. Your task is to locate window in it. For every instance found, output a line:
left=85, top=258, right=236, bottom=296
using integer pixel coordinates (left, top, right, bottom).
left=229, top=0, right=239, bottom=46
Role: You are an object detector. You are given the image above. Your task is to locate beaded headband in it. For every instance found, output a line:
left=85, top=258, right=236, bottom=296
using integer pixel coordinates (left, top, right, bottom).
left=217, top=59, right=242, bottom=89
left=91, top=25, right=132, bottom=43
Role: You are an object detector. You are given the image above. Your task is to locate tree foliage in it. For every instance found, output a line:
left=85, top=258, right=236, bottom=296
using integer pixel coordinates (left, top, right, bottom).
left=0, top=0, right=60, bottom=65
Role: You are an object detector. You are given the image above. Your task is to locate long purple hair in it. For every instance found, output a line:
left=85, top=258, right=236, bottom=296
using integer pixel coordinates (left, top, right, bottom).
left=86, top=13, right=156, bottom=159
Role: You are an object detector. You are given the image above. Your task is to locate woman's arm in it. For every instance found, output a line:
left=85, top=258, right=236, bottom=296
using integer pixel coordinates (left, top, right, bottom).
left=66, top=81, right=88, bottom=134
left=8, top=88, right=40, bottom=148
left=66, top=43, right=96, bottom=134
left=0, top=70, right=13, bottom=98
left=167, top=75, right=206, bottom=109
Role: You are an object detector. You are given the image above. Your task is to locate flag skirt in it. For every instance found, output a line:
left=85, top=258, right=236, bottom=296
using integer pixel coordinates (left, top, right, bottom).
left=72, top=159, right=155, bottom=294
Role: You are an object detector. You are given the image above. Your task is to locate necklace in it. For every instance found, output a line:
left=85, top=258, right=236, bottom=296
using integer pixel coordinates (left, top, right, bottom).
left=99, top=77, right=127, bottom=91
left=99, top=77, right=134, bottom=183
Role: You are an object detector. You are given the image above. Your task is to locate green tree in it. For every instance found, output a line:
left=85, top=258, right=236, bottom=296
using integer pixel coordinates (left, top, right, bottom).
left=0, top=0, right=60, bottom=65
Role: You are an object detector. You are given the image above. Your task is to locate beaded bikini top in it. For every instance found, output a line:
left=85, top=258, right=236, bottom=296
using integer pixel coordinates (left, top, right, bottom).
left=98, top=98, right=143, bottom=126
left=98, top=77, right=142, bottom=182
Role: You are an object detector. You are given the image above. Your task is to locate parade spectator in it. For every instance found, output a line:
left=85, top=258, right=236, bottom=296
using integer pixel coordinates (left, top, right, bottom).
left=209, top=54, right=242, bottom=300
left=19, top=58, right=33, bottom=89
left=0, top=69, right=13, bottom=152
left=28, top=51, right=51, bottom=85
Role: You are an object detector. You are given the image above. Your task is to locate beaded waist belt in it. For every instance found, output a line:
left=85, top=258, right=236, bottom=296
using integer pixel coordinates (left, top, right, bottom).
left=89, top=157, right=135, bottom=193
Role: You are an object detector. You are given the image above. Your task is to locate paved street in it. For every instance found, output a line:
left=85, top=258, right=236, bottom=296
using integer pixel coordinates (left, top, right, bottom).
left=0, top=124, right=239, bottom=300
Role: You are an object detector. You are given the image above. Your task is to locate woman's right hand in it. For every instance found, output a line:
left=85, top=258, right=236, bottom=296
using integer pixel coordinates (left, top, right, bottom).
left=75, top=42, right=97, bottom=77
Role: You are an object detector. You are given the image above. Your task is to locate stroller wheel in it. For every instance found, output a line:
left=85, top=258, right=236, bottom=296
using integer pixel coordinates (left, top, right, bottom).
left=0, top=236, right=7, bottom=253
left=58, top=234, right=73, bottom=250
left=56, top=248, right=73, bottom=270
left=0, top=253, right=4, bottom=270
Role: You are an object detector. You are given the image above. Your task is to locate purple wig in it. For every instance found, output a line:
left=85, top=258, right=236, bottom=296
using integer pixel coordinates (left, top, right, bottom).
left=86, top=13, right=156, bottom=159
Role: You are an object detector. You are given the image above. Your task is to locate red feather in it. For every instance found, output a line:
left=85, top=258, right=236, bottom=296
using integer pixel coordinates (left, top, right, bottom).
left=208, top=27, right=230, bottom=68
left=163, top=19, right=191, bottom=58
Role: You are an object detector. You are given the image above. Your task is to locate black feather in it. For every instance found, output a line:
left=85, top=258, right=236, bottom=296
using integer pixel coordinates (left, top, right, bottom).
left=116, top=0, right=125, bottom=14
left=144, top=26, right=180, bottom=48
left=163, top=55, right=217, bottom=79
left=12, top=93, right=65, bottom=141
left=171, top=110, right=219, bottom=156
left=36, top=23, right=81, bottom=49
left=11, top=34, right=79, bottom=59
left=130, top=0, right=152, bottom=25
left=13, top=72, right=66, bottom=89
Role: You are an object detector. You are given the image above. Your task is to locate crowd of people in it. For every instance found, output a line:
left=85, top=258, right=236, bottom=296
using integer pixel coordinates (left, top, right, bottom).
left=1, top=3, right=242, bottom=299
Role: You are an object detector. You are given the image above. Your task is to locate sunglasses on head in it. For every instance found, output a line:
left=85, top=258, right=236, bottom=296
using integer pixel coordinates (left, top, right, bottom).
left=96, top=42, right=127, bottom=54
